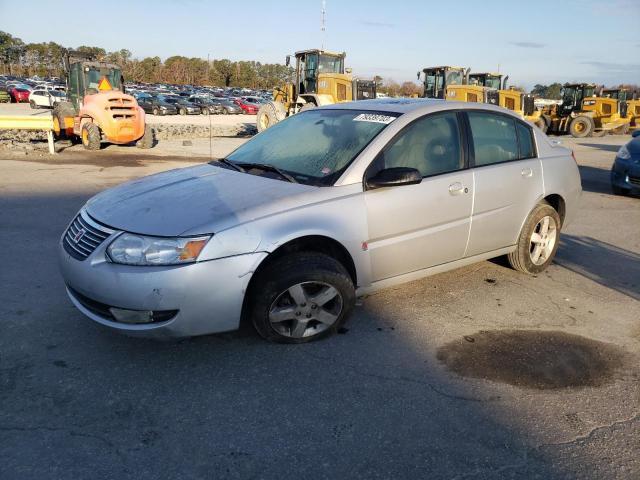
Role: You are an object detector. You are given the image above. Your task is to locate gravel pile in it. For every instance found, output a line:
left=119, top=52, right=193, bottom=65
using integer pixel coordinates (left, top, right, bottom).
left=0, top=122, right=256, bottom=154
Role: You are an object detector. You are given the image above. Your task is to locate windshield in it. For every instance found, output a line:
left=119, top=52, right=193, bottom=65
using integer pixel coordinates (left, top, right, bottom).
left=226, top=109, right=399, bottom=186
left=445, top=70, right=463, bottom=86
left=485, top=76, right=501, bottom=89
left=86, top=67, right=122, bottom=92
left=318, top=54, right=344, bottom=74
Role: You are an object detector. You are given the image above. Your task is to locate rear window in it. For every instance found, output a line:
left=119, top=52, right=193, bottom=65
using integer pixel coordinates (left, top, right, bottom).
left=468, top=112, right=519, bottom=166
left=516, top=121, right=536, bottom=159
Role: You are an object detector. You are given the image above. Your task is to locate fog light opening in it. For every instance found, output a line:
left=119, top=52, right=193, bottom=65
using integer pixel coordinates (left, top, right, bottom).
left=109, top=307, right=154, bottom=324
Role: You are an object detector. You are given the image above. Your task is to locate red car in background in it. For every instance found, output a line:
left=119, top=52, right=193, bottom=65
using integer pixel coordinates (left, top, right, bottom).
left=9, top=87, right=30, bottom=103
left=233, top=98, right=259, bottom=115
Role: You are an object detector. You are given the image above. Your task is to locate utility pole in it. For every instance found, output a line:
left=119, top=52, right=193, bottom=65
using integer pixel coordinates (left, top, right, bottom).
left=321, top=0, right=326, bottom=50
left=207, top=53, right=210, bottom=85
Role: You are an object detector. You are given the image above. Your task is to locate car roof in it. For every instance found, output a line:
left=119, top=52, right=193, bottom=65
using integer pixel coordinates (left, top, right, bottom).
left=317, top=98, right=522, bottom=117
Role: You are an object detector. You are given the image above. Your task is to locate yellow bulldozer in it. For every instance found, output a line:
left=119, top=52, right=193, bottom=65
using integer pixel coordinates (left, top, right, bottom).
left=419, top=67, right=541, bottom=126
left=602, top=88, right=639, bottom=131
left=257, top=49, right=368, bottom=132
left=544, top=83, right=631, bottom=137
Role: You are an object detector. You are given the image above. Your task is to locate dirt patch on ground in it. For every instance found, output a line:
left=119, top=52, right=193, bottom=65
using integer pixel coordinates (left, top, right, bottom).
left=437, top=330, right=627, bottom=389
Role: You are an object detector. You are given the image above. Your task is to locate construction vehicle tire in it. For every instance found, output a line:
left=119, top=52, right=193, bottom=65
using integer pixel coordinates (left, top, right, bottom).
left=136, top=124, right=155, bottom=149
left=52, top=101, right=75, bottom=139
left=569, top=116, right=594, bottom=138
left=257, top=101, right=286, bottom=132
left=81, top=123, right=101, bottom=150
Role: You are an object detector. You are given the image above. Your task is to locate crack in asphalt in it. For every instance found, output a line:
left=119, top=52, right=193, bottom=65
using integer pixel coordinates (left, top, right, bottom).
left=303, top=352, right=500, bottom=403
left=536, top=413, right=640, bottom=449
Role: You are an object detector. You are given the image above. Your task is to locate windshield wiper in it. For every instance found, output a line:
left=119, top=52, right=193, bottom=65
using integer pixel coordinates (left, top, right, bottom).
left=237, top=163, right=298, bottom=183
left=213, top=158, right=245, bottom=173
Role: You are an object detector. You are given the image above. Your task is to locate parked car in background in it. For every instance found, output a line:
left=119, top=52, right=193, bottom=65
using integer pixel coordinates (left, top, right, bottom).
left=59, top=99, right=581, bottom=343
left=235, top=98, right=259, bottom=114
left=9, top=87, right=31, bottom=103
left=187, top=96, right=224, bottom=115
left=611, top=130, right=640, bottom=196
left=138, top=97, right=178, bottom=115
left=242, top=96, right=266, bottom=106
left=161, top=97, right=201, bottom=115
left=209, top=98, right=242, bottom=114
left=29, top=89, right=66, bottom=109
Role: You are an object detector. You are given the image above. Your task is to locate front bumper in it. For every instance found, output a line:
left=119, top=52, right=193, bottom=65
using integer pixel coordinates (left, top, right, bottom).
left=611, top=159, right=640, bottom=194
left=59, top=233, right=267, bottom=339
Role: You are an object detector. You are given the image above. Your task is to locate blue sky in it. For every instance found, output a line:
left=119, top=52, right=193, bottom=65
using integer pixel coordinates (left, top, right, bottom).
left=1, top=0, right=638, bottom=88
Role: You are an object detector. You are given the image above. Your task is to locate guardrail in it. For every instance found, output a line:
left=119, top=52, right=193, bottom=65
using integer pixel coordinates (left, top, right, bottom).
left=0, top=115, right=55, bottom=154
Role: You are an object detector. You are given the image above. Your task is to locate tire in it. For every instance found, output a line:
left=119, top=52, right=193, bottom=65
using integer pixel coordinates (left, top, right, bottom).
left=81, top=123, right=101, bottom=150
left=152, top=107, right=159, bottom=115
left=52, top=101, right=75, bottom=140
left=249, top=252, right=356, bottom=344
left=179, top=108, right=186, bottom=115
left=256, top=101, right=286, bottom=132
left=222, top=108, right=228, bottom=115
left=569, top=116, right=594, bottom=138
left=136, top=124, right=155, bottom=149
left=29, top=100, right=37, bottom=109
left=201, top=108, right=209, bottom=115
left=507, top=203, right=561, bottom=275
left=611, top=184, right=627, bottom=196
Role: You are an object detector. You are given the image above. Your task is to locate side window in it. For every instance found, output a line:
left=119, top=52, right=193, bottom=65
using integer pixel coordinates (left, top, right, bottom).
left=468, top=112, right=518, bottom=166
left=516, top=121, right=536, bottom=159
left=377, top=112, right=462, bottom=177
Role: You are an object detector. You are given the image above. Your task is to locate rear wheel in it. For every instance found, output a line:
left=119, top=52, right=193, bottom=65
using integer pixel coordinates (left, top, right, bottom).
left=29, top=100, right=37, bottom=109
left=249, top=252, right=355, bottom=343
left=179, top=108, right=186, bottom=115
left=569, top=116, right=594, bottom=138
left=508, top=203, right=561, bottom=274
left=81, top=123, right=101, bottom=150
left=152, top=107, right=159, bottom=115
left=136, top=124, right=155, bottom=149
left=201, top=108, right=209, bottom=115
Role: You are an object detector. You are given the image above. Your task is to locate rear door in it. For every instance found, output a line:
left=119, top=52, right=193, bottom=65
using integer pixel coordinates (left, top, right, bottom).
left=364, top=111, right=473, bottom=281
left=464, top=111, right=543, bottom=257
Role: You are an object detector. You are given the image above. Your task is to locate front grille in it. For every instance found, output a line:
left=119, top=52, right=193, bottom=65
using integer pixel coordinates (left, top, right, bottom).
left=63, top=211, right=113, bottom=260
left=629, top=176, right=640, bottom=186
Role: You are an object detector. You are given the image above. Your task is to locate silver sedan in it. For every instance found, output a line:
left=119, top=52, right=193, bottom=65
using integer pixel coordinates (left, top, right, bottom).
left=59, top=99, right=581, bottom=343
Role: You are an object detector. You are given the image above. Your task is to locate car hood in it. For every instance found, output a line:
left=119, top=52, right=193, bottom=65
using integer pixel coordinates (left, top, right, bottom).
left=85, top=164, right=327, bottom=236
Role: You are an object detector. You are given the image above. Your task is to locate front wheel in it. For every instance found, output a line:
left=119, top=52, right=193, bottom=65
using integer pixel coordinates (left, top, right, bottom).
left=152, top=107, right=159, bottom=115
left=249, top=253, right=355, bottom=343
left=81, top=123, right=101, bottom=150
left=508, top=203, right=561, bottom=274
left=136, top=124, right=155, bottom=149
left=179, top=108, right=186, bottom=115
left=569, top=116, right=594, bottom=138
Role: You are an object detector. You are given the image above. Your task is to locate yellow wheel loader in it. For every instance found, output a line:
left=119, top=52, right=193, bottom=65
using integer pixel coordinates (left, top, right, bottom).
left=546, top=84, right=631, bottom=137
left=256, top=49, right=357, bottom=132
left=602, top=88, right=639, bottom=132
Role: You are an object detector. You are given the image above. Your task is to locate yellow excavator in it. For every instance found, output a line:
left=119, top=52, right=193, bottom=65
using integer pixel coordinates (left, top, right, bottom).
left=257, top=49, right=356, bottom=132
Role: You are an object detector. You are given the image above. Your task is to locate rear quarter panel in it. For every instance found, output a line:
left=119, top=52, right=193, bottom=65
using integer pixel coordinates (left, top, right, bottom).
left=536, top=132, right=582, bottom=227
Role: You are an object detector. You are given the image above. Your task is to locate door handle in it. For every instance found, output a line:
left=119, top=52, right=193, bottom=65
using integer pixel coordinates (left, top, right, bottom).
left=448, top=182, right=467, bottom=195
left=521, top=168, right=533, bottom=178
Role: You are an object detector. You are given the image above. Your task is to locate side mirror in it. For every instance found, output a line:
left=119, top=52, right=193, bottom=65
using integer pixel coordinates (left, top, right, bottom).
left=632, top=130, right=640, bottom=138
left=366, top=167, right=422, bottom=190
left=285, top=55, right=291, bottom=67
left=416, top=71, right=421, bottom=80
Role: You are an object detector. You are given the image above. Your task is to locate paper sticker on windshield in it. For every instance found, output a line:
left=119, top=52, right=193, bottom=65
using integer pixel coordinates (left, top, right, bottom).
left=353, top=113, right=396, bottom=124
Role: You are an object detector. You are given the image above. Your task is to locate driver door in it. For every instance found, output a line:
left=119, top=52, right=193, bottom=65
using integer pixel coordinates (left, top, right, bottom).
left=364, top=111, right=473, bottom=282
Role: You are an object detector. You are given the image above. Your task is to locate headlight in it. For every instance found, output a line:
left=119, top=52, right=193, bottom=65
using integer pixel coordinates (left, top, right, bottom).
left=617, top=145, right=631, bottom=160
left=107, top=233, right=211, bottom=266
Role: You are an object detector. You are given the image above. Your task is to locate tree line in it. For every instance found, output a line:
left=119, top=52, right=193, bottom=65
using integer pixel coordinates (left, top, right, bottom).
left=0, top=31, right=294, bottom=89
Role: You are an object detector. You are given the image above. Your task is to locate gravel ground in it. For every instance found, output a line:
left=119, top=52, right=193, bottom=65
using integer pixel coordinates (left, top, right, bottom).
left=0, top=134, right=638, bottom=479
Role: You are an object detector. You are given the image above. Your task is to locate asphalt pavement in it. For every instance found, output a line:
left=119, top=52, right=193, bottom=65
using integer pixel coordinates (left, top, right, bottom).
left=0, top=135, right=638, bottom=479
